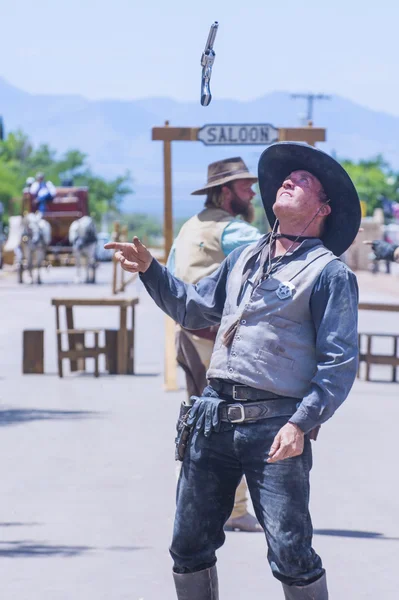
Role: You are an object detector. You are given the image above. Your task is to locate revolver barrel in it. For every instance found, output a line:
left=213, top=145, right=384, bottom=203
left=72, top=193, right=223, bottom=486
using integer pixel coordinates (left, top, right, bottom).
left=204, top=21, right=218, bottom=52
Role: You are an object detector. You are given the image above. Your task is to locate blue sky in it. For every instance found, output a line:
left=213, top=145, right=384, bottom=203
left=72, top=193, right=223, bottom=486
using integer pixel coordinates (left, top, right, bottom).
left=2, top=0, right=399, bottom=115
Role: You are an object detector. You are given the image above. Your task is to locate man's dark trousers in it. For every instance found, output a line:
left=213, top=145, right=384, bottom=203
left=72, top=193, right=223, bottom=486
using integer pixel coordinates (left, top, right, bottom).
left=170, top=392, right=325, bottom=586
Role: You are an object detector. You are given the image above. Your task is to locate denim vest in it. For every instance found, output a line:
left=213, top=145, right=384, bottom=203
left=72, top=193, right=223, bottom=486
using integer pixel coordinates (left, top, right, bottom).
left=207, top=240, right=337, bottom=398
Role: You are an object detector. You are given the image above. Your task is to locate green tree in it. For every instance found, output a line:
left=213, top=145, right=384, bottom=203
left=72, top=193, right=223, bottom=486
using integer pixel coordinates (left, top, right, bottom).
left=0, top=130, right=133, bottom=223
left=340, top=155, right=399, bottom=216
left=122, top=212, right=162, bottom=245
left=0, top=161, right=20, bottom=209
left=74, top=171, right=132, bottom=221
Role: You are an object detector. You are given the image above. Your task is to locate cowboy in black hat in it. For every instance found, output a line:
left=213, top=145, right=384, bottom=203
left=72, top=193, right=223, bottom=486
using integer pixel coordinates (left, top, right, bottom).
left=105, top=142, right=361, bottom=600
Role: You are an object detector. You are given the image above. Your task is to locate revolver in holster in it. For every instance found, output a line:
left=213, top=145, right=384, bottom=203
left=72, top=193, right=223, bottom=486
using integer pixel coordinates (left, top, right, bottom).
left=175, top=398, right=194, bottom=462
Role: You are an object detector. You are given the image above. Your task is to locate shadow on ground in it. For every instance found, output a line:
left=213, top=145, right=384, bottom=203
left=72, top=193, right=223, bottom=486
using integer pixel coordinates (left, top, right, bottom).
left=0, top=409, right=100, bottom=427
left=0, top=541, right=150, bottom=558
left=314, top=529, right=399, bottom=541
left=0, top=522, right=40, bottom=528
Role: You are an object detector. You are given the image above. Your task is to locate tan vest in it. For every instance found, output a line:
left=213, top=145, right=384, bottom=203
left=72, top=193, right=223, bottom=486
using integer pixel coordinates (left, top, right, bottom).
left=174, top=207, right=234, bottom=284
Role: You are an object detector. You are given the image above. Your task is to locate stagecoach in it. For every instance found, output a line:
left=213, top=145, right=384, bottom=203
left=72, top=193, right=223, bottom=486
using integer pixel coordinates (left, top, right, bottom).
left=22, top=186, right=90, bottom=265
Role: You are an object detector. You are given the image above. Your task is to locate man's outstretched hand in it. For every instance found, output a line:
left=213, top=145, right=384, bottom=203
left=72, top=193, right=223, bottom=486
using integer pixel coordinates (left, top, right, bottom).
left=104, top=237, right=153, bottom=273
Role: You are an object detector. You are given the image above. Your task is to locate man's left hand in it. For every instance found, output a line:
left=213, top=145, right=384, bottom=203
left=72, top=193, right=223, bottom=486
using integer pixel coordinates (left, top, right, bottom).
left=267, top=422, right=304, bottom=463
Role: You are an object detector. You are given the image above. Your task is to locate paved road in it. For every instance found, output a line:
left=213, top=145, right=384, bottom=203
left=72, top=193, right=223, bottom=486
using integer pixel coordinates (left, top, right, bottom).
left=0, top=263, right=398, bottom=599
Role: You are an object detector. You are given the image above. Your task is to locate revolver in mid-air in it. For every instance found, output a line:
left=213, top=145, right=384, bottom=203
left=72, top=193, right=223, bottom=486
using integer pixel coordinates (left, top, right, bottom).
left=200, top=21, right=219, bottom=107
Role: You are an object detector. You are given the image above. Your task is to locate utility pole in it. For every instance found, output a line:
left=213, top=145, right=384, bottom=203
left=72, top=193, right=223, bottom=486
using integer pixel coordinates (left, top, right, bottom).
left=291, top=93, right=331, bottom=123
left=0, top=116, right=4, bottom=141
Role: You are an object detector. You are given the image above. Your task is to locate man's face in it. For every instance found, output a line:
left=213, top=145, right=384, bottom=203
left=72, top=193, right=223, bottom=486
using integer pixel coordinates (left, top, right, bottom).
left=225, top=179, right=256, bottom=216
left=273, top=170, right=328, bottom=221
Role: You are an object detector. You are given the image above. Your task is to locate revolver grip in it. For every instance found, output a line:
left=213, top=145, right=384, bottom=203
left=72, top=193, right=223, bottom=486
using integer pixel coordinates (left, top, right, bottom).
left=201, top=88, right=211, bottom=107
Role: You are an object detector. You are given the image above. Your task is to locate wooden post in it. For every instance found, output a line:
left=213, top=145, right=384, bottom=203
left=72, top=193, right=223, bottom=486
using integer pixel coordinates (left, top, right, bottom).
left=162, top=121, right=178, bottom=391
left=278, top=124, right=325, bottom=146
left=23, top=330, right=44, bottom=374
left=65, top=307, right=78, bottom=372
left=105, top=329, right=118, bottom=374
left=112, top=222, right=120, bottom=295
left=117, top=305, right=128, bottom=375
left=163, top=121, right=173, bottom=262
left=164, top=316, right=178, bottom=391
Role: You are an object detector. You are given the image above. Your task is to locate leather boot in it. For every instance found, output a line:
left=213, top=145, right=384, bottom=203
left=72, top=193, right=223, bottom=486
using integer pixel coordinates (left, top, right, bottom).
left=282, top=572, right=328, bottom=599
left=224, top=512, right=263, bottom=532
left=173, top=566, right=219, bottom=600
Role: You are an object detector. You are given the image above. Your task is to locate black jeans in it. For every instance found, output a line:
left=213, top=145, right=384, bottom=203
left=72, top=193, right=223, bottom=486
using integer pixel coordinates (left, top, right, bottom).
left=170, top=391, right=324, bottom=586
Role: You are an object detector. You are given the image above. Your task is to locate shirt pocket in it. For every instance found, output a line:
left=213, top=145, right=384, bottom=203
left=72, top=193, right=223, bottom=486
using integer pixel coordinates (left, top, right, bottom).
left=269, top=314, right=301, bottom=334
left=256, top=347, right=295, bottom=371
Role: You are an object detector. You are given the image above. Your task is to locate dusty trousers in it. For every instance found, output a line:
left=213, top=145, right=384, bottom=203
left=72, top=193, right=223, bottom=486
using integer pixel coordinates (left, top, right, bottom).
left=170, top=390, right=324, bottom=586
left=175, top=326, right=249, bottom=519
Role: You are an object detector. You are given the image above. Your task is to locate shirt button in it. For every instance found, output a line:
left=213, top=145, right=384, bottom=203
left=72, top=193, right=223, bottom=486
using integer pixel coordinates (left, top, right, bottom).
left=236, top=336, right=241, bottom=340
left=241, top=319, right=246, bottom=324
left=231, top=352, right=237, bottom=357
left=229, top=368, right=234, bottom=373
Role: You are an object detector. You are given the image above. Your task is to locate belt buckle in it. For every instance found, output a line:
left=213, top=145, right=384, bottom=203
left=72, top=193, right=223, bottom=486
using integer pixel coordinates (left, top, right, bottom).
left=227, top=403, right=246, bottom=423
left=232, top=384, right=246, bottom=400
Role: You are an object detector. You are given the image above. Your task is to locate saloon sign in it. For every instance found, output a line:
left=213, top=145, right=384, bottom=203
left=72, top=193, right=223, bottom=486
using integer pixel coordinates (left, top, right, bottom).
left=198, top=123, right=279, bottom=146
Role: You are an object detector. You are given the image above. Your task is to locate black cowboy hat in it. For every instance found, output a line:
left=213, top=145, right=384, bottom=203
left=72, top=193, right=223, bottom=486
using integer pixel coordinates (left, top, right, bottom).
left=258, top=142, right=361, bottom=256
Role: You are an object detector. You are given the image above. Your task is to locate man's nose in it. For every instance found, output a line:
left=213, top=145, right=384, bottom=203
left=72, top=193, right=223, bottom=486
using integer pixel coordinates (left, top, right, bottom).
left=283, top=179, right=294, bottom=190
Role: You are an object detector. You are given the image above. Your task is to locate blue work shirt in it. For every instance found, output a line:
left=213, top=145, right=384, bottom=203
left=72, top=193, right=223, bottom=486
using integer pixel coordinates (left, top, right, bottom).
left=141, top=240, right=359, bottom=432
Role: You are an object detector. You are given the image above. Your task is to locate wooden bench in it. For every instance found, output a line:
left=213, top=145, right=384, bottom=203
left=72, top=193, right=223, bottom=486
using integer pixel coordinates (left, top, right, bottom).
left=52, top=297, right=138, bottom=377
left=357, top=302, right=399, bottom=382
left=358, top=332, right=399, bottom=382
left=57, top=329, right=101, bottom=378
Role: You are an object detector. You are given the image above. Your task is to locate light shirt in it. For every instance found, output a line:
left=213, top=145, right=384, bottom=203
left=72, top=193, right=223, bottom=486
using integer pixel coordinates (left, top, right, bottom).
left=30, top=180, right=57, bottom=197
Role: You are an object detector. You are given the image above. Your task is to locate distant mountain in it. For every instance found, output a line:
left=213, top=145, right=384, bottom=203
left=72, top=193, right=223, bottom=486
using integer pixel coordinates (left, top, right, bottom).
left=1, top=76, right=399, bottom=217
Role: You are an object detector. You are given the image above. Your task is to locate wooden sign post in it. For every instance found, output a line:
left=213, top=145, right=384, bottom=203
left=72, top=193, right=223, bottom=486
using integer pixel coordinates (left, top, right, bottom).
left=152, top=120, right=326, bottom=390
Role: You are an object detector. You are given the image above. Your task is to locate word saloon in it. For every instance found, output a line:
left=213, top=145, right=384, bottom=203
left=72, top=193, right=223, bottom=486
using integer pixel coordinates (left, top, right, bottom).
left=198, top=123, right=279, bottom=146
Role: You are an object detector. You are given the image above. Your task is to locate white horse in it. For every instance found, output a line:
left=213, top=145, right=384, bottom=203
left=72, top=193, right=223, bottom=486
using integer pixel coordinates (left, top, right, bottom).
left=18, top=212, right=51, bottom=284
left=69, top=216, right=98, bottom=283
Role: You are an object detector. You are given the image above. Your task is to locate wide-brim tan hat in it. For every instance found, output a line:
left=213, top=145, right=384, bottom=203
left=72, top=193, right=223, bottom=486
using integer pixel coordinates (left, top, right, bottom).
left=191, top=157, right=258, bottom=195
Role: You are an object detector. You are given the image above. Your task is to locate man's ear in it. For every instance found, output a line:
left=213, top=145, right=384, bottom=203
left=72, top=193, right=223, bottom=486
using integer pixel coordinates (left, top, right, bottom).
left=320, top=202, right=331, bottom=217
left=221, top=184, right=233, bottom=202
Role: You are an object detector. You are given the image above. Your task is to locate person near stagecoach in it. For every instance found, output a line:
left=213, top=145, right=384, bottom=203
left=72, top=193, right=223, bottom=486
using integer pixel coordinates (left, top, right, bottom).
left=105, top=142, right=361, bottom=599
left=167, top=156, right=263, bottom=533
left=30, top=172, right=56, bottom=214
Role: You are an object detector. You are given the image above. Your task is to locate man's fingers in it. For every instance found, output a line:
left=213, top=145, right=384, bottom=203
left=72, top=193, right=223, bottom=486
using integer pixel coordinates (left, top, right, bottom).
left=268, top=435, right=281, bottom=458
left=133, top=236, right=145, bottom=248
left=115, top=251, right=136, bottom=264
left=104, top=241, right=134, bottom=250
left=117, top=254, right=139, bottom=272
left=267, top=446, right=289, bottom=463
